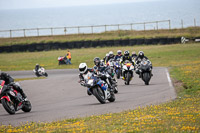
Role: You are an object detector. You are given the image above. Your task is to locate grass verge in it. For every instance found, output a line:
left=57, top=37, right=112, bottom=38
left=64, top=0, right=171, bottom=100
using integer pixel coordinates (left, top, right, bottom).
left=15, top=77, right=46, bottom=82
left=0, top=43, right=200, bottom=132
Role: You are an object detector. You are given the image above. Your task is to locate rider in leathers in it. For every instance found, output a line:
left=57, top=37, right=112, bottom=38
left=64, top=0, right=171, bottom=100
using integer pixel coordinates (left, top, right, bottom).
left=0, top=71, right=27, bottom=102
left=121, top=50, right=134, bottom=79
left=78, top=63, right=94, bottom=95
left=93, top=57, right=116, bottom=91
left=135, top=51, right=153, bottom=78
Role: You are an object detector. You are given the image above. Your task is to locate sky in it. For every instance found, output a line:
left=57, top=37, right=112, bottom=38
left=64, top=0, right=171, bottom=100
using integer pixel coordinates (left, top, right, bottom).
left=0, top=0, right=160, bottom=10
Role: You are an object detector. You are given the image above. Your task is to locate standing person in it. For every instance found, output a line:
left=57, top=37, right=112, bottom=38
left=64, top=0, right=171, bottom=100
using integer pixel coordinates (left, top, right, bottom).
left=66, top=50, right=72, bottom=64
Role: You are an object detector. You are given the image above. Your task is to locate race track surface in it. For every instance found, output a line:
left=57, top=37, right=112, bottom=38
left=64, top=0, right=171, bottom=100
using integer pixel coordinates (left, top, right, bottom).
left=0, top=67, right=176, bottom=126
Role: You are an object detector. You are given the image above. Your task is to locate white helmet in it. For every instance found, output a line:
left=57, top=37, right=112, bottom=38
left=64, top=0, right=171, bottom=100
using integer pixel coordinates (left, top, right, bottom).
left=79, top=63, right=87, bottom=74
left=109, top=51, right=113, bottom=56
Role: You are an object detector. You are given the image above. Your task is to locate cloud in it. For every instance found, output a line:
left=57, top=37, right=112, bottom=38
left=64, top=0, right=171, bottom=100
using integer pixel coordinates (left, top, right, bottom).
left=0, top=0, right=159, bottom=10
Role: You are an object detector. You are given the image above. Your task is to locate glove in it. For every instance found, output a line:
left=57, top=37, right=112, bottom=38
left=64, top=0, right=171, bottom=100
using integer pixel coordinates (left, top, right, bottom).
left=80, top=81, right=86, bottom=86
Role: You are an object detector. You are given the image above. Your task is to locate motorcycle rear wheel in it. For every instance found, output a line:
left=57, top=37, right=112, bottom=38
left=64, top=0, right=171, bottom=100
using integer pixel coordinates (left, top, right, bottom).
left=93, top=87, right=106, bottom=104
left=1, top=99, right=15, bottom=114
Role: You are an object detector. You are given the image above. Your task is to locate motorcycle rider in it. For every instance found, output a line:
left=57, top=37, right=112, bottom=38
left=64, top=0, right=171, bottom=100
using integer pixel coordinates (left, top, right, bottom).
left=121, top=50, right=134, bottom=65
left=135, top=51, right=153, bottom=78
left=106, top=51, right=115, bottom=63
left=103, top=53, right=109, bottom=64
left=121, top=50, right=135, bottom=80
left=0, top=70, right=27, bottom=101
left=93, top=57, right=116, bottom=91
left=131, top=51, right=137, bottom=59
left=78, top=63, right=94, bottom=95
left=114, top=50, right=123, bottom=61
left=35, top=63, right=41, bottom=75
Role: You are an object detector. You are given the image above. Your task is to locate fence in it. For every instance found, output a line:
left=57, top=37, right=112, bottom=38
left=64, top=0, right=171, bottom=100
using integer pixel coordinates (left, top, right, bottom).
left=0, top=20, right=171, bottom=38
left=0, top=19, right=198, bottom=38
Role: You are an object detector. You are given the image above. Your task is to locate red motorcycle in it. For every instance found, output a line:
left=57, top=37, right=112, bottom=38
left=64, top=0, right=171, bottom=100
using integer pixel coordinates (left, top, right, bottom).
left=58, top=56, right=67, bottom=65
left=0, top=80, right=31, bottom=114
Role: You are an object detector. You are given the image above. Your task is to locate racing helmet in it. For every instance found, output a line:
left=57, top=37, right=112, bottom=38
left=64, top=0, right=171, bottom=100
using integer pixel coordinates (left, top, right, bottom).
left=94, top=57, right=101, bottom=66
left=117, top=50, right=122, bottom=55
left=109, top=51, right=113, bottom=56
left=138, top=51, right=144, bottom=58
left=79, top=63, right=87, bottom=74
left=124, top=50, right=129, bottom=57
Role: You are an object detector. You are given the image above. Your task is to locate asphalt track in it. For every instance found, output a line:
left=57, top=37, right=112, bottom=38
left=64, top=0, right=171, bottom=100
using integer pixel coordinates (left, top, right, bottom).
left=0, top=67, right=176, bottom=126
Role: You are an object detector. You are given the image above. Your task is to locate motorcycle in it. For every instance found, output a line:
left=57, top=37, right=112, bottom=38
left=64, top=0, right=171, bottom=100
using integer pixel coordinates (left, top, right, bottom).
left=114, top=58, right=122, bottom=79
left=0, top=80, right=31, bottom=115
left=122, top=60, right=134, bottom=85
left=81, top=72, right=115, bottom=104
left=58, top=56, right=67, bottom=65
left=138, top=59, right=152, bottom=85
left=33, top=67, right=48, bottom=77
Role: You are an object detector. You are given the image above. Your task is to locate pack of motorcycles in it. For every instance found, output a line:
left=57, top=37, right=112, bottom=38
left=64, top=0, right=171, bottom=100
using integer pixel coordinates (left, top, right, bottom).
left=80, top=57, right=153, bottom=104
left=0, top=57, right=152, bottom=115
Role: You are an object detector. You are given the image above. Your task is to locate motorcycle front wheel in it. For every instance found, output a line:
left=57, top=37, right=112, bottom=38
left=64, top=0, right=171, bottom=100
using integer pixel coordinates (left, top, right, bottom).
left=93, top=86, right=106, bottom=104
left=125, top=72, right=131, bottom=85
left=143, top=72, right=150, bottom=85
left=22, top=100, right=32, bottom=112
left=116, top=69, right=120, bottom=79
left=108, top=92, right=115, bottom=102
left=1, top=99, right=15, bottom=114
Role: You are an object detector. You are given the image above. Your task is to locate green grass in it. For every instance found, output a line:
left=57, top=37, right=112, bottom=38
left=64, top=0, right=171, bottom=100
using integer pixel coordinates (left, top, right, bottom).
left=0, top=43, right=200, bottom=132
left=0, top=43, right=200, bottom=71
left=0, top=27, right=200, bottom=47
left=15, top=77, right=46, bottom=82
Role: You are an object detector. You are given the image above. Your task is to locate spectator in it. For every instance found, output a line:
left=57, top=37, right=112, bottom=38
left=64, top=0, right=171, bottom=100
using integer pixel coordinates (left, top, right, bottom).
left=66, top=50, right=72, bottom=64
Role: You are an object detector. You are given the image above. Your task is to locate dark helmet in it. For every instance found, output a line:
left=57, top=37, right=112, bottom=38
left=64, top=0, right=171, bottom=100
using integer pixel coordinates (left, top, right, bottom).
left=117, top=50, right=122, bottom=55
left=94, top=57, right=101, bottom=66
left=138, top=51, right=144, bottom=58
left=124, top=50, right=129, bottom=57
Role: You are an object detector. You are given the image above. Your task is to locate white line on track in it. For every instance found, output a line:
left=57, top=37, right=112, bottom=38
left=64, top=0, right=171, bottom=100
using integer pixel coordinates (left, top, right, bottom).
left=165, top=68, right=177, bottom=99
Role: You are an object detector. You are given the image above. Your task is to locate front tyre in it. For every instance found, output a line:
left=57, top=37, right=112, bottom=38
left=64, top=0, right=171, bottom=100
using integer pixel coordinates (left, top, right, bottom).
left=125, top=72, right=131, bottom=85
left=1, top=99, right=15, bottom=115
left=44, top=72, right=48, bottom=77
left=116, top=69, right=120, bottom=79
left=93, top=87, right=106, bottom=104
left=22, top=101, right=32, bottom=112
left=143, top=72, right=150, bottom=85
left=108, top=92, right=115, bottom=102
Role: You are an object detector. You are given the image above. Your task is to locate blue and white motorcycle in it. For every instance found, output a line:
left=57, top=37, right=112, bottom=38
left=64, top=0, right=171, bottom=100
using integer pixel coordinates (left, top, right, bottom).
left=81, top=72, right=115, bottom=104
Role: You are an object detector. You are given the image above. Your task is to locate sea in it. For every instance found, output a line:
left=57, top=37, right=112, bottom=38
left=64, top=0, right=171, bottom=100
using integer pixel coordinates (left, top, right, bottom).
left=0, top=0, right=199, bottom=37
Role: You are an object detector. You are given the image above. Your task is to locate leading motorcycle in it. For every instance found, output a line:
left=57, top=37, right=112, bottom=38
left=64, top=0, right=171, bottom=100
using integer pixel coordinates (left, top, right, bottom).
left=80, top=72, right=115, bottom=104
left=137, top=59, right=152, bottom=85
left=122, top=60, right=134, bottom=85
left=0, top=80, right=31, bottom=115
